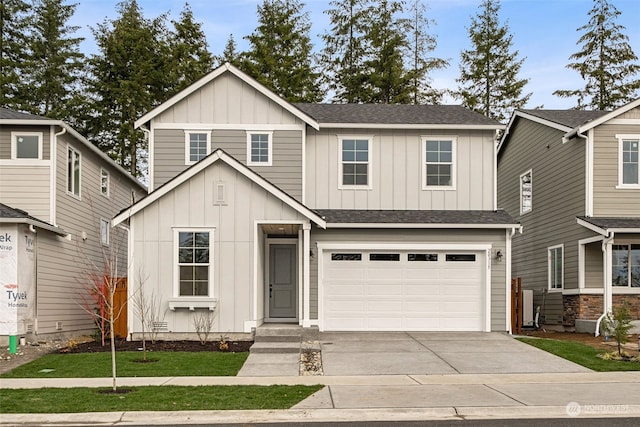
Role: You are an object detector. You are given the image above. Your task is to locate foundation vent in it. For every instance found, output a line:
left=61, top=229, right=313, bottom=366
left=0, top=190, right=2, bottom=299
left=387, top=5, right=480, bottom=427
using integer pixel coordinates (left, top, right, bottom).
left=25, top=324, right=34, bottom=333
left=55, top=321, right=63, bottom=331
left=152, top=321, right=168, bottom=332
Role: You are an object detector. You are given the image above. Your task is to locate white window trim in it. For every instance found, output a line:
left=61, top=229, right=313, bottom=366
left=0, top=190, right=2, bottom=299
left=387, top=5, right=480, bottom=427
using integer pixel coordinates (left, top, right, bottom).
left=338, top=135, right=373, bottom=190
left=520, top=169, right=532, bottom=215
left=548, top=244, right=564, bottom=292
left=184, top=130, right=211, bottom=165
left=172, top=227, right=215, bottom=298
left=616, top=134, right=640, bottom=189
left=66, top=145, right=81, bottom=199
left=246, top=131, right=273, bottom=166
left=422, top=136, right=457, bottom=190
left=11, top=131, right=43, bottom=161
left=100, top=168, right=110, bottom=198
left=100, top=218, right=110, bottom=246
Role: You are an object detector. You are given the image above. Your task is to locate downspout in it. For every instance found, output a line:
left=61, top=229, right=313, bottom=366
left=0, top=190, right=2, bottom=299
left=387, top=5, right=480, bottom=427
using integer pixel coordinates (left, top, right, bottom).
left=51, top=126, right=67, bottom=226
left=595, top=231, right=614, bottom=337
left=506, top=225, right=522, bottom=334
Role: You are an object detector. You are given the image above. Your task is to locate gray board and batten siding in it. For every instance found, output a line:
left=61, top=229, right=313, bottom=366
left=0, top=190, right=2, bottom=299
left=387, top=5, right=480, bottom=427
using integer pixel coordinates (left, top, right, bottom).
left=153, top=128, right=303, bottom=201
left=497, top=117, right=594, bottom=325
left=305, top=128, right=496, bottom=211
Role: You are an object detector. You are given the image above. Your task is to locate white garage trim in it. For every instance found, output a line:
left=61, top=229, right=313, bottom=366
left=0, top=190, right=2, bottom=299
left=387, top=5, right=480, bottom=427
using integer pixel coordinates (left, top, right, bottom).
left=317, top=242, right=492, bottom=332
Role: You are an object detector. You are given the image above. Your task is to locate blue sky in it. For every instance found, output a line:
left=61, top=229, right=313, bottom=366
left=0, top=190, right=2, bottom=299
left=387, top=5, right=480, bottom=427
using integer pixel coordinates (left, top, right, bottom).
left=70, top=0, right=640, bottom=109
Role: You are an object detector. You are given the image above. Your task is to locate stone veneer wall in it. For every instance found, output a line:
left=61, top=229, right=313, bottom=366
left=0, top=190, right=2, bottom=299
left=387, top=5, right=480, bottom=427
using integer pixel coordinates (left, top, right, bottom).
left=562, top=294, right=640, bottom=327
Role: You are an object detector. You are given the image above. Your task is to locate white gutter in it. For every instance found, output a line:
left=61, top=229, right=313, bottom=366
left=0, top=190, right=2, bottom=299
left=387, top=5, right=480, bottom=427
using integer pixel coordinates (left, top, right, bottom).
left=595, top=231, right=615, bottom=337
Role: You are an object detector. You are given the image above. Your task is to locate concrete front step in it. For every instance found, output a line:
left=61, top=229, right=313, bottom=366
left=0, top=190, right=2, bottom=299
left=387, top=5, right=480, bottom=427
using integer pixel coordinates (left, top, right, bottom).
left=254, top=334, right=302, bottom=343
left=250, top=342, right=301, bottom=354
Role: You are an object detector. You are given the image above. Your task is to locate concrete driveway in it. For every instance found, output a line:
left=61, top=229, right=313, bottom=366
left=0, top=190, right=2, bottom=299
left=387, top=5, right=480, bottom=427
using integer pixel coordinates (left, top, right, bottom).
left=318, top=332, right=590, bottom=375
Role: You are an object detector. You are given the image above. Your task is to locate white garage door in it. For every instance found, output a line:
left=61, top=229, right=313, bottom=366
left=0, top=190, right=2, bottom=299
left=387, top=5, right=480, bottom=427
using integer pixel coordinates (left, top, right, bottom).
left=321, top=249, right=486, bottom=331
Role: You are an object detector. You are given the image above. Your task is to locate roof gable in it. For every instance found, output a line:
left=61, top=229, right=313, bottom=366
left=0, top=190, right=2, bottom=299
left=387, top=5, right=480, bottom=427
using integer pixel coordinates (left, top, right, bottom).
left=113, top=149, right=326, bottom=227
left=134, top=63, right=319, bottom=130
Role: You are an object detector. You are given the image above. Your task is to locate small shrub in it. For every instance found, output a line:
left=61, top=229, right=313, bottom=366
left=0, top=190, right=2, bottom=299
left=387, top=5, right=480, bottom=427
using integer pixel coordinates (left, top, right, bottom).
left=218, top=335, right=229, bottom=351
left=193, top=311, right=215, bottom=345
left=601, top=304, right=634, bottom=357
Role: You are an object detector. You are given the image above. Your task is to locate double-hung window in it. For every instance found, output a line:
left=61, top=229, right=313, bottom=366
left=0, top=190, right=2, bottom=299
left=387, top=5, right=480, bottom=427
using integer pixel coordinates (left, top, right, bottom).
left=100, top=169, right=109, bottom=197
left=340, top=137, right=371, bottom=188
left=520, top=170, right=532, bottom=215
left=100, top=219, right=110, bottom=246
left=176, top=230, right=212, bottom=296
left=247, top=132, right=272, bottom=166
left=612, top=244, right=640, bottom=287
left=423, top=137, right=455, bottom=188
left=67, top=146, right=81, bottom=197
left=12, top=132, right=43, bottom=160
left=185, top=131, right=210, bottom=165
left=617, top=135, right=640, bottom=187
left=548, top=245, right=563, bottom=291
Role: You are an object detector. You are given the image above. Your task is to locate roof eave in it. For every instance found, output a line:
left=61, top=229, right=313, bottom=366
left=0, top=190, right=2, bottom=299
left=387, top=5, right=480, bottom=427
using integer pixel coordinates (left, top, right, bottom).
left=0, top=218, right=68, bottom=236
left=570, top=98, right=640, bottom=136
left=318, top=123, right=503, bottom=130
left=325, top=222, right=520, bottom=229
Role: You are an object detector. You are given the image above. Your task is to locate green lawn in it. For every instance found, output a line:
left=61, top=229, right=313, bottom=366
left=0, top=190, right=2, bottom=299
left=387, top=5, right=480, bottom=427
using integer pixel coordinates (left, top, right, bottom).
left=517, top=337, right=640, bottom=372
left=0, top=385, right=323, bottom=413
left=1, top=351, right=249, bottom=378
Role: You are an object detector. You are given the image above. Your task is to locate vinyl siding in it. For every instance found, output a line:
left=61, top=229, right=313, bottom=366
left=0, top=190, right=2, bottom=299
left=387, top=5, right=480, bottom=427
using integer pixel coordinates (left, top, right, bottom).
left=0, top=165, right=51, bottom=222
left=130, top=160, right=307, bottom=334
left=309, top=228, right=509, bottom=331
left=305, top=128, right=495, bottom=210
left=497, top=118, right=593, bottom=325
left=592, top=113, right=640, bottom=216
left=153, top=129, right=303, bottom=200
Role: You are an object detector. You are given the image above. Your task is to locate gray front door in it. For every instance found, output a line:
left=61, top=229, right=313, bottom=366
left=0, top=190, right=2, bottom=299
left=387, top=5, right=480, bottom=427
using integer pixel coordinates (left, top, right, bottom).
left=268, top=244, right=297, bottom=319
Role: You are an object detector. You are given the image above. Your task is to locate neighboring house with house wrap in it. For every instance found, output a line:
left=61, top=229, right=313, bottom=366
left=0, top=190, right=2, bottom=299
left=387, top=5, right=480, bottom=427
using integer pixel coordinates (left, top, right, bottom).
left=497, top=100, right=640, bottom=333
left=114, top=63, right=520, bottom=337
left=0, top=108, right=146, bottom=343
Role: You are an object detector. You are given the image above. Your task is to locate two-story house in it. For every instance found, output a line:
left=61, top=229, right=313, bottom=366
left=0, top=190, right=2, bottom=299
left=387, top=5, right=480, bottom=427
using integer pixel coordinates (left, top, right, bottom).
left=113, top=63, right=520, bottom=337
left=497, top=99, right=640, bottom=333
left=0, top=108, right=146, bottom=343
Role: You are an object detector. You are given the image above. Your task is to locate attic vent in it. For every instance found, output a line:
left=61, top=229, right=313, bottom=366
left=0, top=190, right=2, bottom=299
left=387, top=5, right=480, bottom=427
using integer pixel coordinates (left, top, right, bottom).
left=213, top=182, right=226, bottom=205
left=152, top=321, right=168, bottom=332
left=55, top=321, right=63, bottom=331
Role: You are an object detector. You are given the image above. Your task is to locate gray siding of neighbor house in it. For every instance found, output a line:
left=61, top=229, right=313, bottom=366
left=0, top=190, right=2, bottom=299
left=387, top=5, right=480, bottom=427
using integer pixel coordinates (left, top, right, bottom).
left=592, top=107, right=640, bottom=216
left=305, top=128, right=495, bottom=210
left=129, top=160, right=307, bottom=334
left=497, top=118, right=594, bottom=325
left=309, top=228, right=509, bottom=331
left=153, top=129, right=303, bottom=200
left=0, top=125, right=53, bottom=222
left=34, top=132, right=144, bottom=336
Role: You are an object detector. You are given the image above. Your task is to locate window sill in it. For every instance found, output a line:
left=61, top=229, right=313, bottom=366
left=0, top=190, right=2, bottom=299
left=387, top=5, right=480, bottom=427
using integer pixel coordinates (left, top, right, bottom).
left=547, top=288, right=563, bottom=293
left=422, top=186, right=456, bottom=191
left=168, top=297, right=217, bottom=311
left=247, top=161, right=272, bottom=167
left=615, top=185, right=640, bottom=190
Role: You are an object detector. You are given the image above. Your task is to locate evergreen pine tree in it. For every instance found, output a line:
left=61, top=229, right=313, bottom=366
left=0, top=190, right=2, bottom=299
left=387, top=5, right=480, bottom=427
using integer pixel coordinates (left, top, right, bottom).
left=218, top=34, right=241, bottom=67
left=553, top=0, right=640, bottom=110
left=86, top=0, right=168, bottom=176
left=243, top=0, right=321, bottom=102
left=167, top=2, right=214, bottom=95
left=320, top=0, right=372, bottom=103
left=0, top=0, right=31, bottom=110
left=406, top=0, right=448, bottom=104
left=456, top=0, right=530, bottom=122
left=23, top=0, right=85, bottom=121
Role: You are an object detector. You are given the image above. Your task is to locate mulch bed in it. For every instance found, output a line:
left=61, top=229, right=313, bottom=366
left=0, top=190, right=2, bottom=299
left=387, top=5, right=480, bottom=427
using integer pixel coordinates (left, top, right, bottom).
left=521, top=330, right=639, bottom=353
left=59, top=339, right=253, bottom=354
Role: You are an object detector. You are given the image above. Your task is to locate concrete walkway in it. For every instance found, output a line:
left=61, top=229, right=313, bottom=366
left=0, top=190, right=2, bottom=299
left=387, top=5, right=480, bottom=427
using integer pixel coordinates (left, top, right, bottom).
left=2, top=372, right=640, bottom=424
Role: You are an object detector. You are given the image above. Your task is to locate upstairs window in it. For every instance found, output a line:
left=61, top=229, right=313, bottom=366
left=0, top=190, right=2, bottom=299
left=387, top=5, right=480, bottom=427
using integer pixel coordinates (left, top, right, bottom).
left=100, top=169, right=110, bottom=197
left=520, top=170, right=532, bottom=215
left=340, top=137, right=371, bottom=188
left=618, top=135, right=640, bottom=187
left=423, top=138, right=455, bottom=188
left=11, top=132, right=42, bottom=160
left=247, top=132, right=272, bottom=166
left=548, top=245, right=563, bottom=290
left=176, top=230, right=212, bottom=296
left=100, top=218, right=110, bottom=246
left=67, top=146, right=81, bottom=198
left=185, top=131, right=210, bottom=164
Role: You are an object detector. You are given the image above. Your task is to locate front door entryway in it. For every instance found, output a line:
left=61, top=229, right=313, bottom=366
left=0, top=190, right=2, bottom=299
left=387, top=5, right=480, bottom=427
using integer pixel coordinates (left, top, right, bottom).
left=268, top=243, right=297, bottom=319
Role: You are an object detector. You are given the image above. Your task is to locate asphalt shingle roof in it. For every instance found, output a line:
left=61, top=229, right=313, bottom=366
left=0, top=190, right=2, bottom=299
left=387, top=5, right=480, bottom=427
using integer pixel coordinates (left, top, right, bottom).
left=520, top=109, right=608, bottom=128
left=0, top=107, right=50, bottom=121
left=294, top=103, right=501, bottom=126
left=578, top=216, right=640, bottom=230
left=316, top=209, right=518, bottom=225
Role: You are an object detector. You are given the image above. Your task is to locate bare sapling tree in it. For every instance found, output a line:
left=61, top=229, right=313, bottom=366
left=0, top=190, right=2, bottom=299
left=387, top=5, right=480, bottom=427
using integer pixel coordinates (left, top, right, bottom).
left=193, top=310, right=215, bottom=345
left=130, top=267, right=151, bottom=361
left=147, top=291, right=166, bottom=344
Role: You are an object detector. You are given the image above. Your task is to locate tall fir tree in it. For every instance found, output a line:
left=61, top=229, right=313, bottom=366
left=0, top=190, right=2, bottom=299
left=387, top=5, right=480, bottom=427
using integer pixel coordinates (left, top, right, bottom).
left=167, top=2, right=214, bottom=95
left=218, top=34, right=241, bottom=67
left=243, top=0, right=321, bottom=102
left=456, top=0, right=530, bottom=123
left=553, top=0, right=640, bottom=110
left=406, top=0, right=448, bottom=104
left=23, top=0, right=85, bottom=122
left=0, top=0, right=31, bottom=110
left=87, top=0, right=169, bottom=176
left=320, top=0, right=372, bottom=103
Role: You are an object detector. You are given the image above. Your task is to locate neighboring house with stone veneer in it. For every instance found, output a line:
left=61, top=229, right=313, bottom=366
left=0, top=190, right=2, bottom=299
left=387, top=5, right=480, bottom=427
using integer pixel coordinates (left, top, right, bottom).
left=114, top=63, right=520, bottom=338
left=497, top=99, right=640, bottom=333
left=0, top=108, right=146, bottom=342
